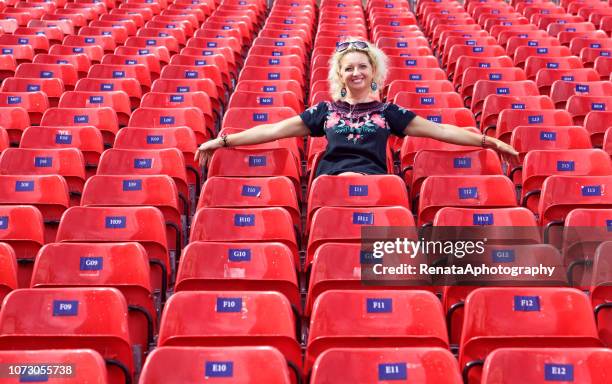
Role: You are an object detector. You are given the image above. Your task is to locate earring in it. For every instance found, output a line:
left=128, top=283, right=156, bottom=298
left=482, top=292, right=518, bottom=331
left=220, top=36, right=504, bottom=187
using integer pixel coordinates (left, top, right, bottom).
left=371, top=81, right=378, bottom=91
left=340, top=87, right=347, bottom=97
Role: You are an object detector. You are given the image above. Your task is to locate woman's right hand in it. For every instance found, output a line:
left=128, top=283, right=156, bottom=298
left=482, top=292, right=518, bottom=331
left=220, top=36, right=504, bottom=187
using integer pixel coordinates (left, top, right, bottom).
left=194, top=137, right=223, bottom=168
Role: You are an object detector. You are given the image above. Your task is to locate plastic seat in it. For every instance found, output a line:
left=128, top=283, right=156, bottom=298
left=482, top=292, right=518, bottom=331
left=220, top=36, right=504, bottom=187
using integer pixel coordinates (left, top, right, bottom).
left=31, top=242, right=155, bottom=360
left=306, top=206, right=416, bottom=267
left=0, top=34, right=48, bottom=54
left=513, top=45, right=572, bottom=68
left=0, top=349, right=109, bottom=383
left=306, top=175, right=409, bottom=232
left=100, top=53, right=161, bottom=81
left=160, top=64, right=224, bottom=102
left=49, top=43, right=104, bottom=64
left=0, top=43, right=34, bottom=63
left=496, top=109, right=574, bottom=144
left=418, top=175, right=516, bottom=227
left=129, top=107, right=209, bottom=142
left=176, top=241, right=299, bottom=309
left=235, top=80, right=304, bottom=106
left=458, top=67, right=526, bottom=107
left=140, top=92, right=214, bottom=133
left=222, top=106, right=296, bottom=130
left=207, top=148, right=301, bottom=195
left=538, top=175, right=612, bottom=234
left=386, top=80, right=454, bottom=102
left=63, top=35, right=116, bottom=53
left=0, top=148, right=85, bottom=206
left=525, top=55, right=584, bottom=80
left=157, top=291, right=302, bottom=382
left=40, top=107, right=118, bottom=147
left=74, top=77, right=143, bottom=110
left=190, top=207, right=299, bottom=267
left=114, top=44, right=170, bottom=64
left=443, top=244, right=567, bottom=346
left=140, top=346, right=292, bottom=384
left=55, top=206, right=170, bottom=302
left=306, top=290, right=448, bottom=372
left=446, top=45, right=506, bottom=80
left=384, top=67, right=448, bottom=84
left=0, top=91, right=48, bottom=127
left=311, top=348, right=461, bottom=384
left=228, top=91, right=302, bottom=114
left=394, top=92, right=463, bottom=109
left=409, top=149, right=503, bottom=202
left=58, top=90, right=131, bottom=126
left=551, top=80, right=612, bottom=109
left=521, top=149, right=612, bottom=213
left=82, top=175, right=183, bottom=257
left=460, top=287, right=602, bottom=384
left=199, top=176, right=300, bottom=230
left=471, top=80, right=539, bottom=117
left=15, top=62, right=78, bottom=90
left=1, top=76, right=64, bottom=108
left=594, top=56, right=612, bottom=79
left=0, top=242, right=16, bottom=304
left=0, top=288, right=133, bottom=384
left=481, top=348, right=612, bottom=384
left=0, top=174, right=68, bottom=242
left=150, top=78, right=221, bottom=121
left=535, top=67, right=601, bottom=95
left=566, top=95, right=612, bottom=125
left=97, top=148, right=190, bottom=216
left=88, top=63, right=151, bottom=92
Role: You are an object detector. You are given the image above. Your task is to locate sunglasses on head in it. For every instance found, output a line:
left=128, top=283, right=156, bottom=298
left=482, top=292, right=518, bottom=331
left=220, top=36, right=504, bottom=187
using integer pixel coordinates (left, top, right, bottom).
left=336, top=40, right=369, bottom=52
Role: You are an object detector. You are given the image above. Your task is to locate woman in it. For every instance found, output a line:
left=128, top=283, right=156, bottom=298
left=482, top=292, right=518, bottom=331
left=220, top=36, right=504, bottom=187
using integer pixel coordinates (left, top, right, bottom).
left=195, top=39, right=518, bottom=175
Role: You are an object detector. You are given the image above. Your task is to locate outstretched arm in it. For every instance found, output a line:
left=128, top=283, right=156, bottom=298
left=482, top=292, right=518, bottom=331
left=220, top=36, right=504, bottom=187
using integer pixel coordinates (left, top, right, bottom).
left=195, top=115, right=310, bottom=166
left=403, top=116, right=519, bottom=156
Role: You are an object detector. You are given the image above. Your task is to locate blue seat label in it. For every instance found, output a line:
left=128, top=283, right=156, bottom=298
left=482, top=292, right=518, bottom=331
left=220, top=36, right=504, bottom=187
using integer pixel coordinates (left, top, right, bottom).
left=360, top=250, right=376, bottom=264
left=53, top=300, right=78, bottom=316
left=582, top=185, right=602, bottom=196
left=0, top=216, right=7, bottom=229
left=160, top=116, right=175, bottom=124
left=74, top=115, right=89, bottom=123
left=134, top=158, right=152, bottom=169
left=453, top=157, right=472, bottom=168
left=34, top=157, right=52, bottom=168
left=473, top=213, right=494, bottom=225
left=528, top=115, right=543, bottom=124
left=540, top=131, right=556, bottom=141
left=459, top=187, right=478, bottom=199
left=253, top=113, right=268, bottom=122
left=557, top=160, right=575, bottom=171
left=248, top=156, right=266, bottom=167
left=170, top=95, right=184, bottom=103
left=263, top=86, right=276, bottom=92
left=378, top=363, right=407, bottom=380
left=228, top=248, right=251, bottom=262
left=216, top=298, right=241, bottom=312
left=420, top=97, right=434, bottom=105
left=234, top=214, right=255, bottom=226
left=101, top=83, right=114, bottom=91
left=147, top=135, right=163, bottom=144
left=514, top=295, right=540, bottom=311
left=544, top=363, right=573, bottom=381
left=112, top=71, right=125, bottom=78
left=592, top=103, right=606, bottom=111
left=205, top=361, right=233, bottom=378
left=80, top=256, right=103, bottom=271
left=105, top=216, right=126, bottom=229
left=427, top=115, right=442, bottom=123
left=353, top=212, right=374, bottom=225
left=489, top=73, right=502, bottom=80
left=367, top=298, right=392, bottom=313
left=15, top=180, right=34, bottom=192
left=496, top=87, right=509, bottom=95
left=512, top=103, right=525, bottom=109
left=89, top=95, right=104, bottom=104
left=349, top=185, right=368, bottom=196
left=241, top=185, right=261, bottom=197
left=122, top=179, right=142, bottom=191
left=492, top=249, right=515, bottom=263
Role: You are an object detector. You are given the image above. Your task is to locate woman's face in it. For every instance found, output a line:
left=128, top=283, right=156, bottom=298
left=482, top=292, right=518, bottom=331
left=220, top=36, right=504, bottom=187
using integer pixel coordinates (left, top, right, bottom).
left=339, top=51, right=374, bottom=95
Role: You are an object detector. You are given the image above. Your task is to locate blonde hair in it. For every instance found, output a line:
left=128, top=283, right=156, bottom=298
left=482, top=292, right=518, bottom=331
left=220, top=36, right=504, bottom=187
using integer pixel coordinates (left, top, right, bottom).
left=328, top=38, right=389, bottom=101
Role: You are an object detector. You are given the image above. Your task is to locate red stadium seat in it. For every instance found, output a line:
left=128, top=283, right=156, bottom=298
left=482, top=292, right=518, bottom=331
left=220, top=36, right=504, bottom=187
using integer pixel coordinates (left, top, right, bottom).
left=58, top=91, right=131, bottom=126
left=418, top=175, right=517, bottom=227
left=470, top=80, right=539, bottom=117
left=207, top=148, right=301, bottom=194
left=81, top=175, right=183, bottom=256
left=88, top=63, right=152, bottom=92
left=228, top=91, right=302, bottom=114
left=75, top=77, right=142, bottom=110
left=460, top=287, right=602, bottom=384
left=140, top=346, right=292, bottom=384
left=306, top=206, right=416, bottom=267
left=0, top=148, right=85, bottom=206
left=0, top=242, right=16, bottom=304
left=458, top=67, right=526, bottom=107
left=160, top=64, right=224, bottom=102
left=15, top=62, right=78, bottom=90
left=481, top=348, right=612, bottom=384
left=566, top=95, right=612, bottom=125
left=480, top=95, right=554, bottom=133
left=550, top=80, right=612, bottom=109
left=594, top=55, right=612, bottom=79
left=49, top=43, right=104, bottom=63
left=495, top=109, right=574, bottom=144
left=0, top=91, right=48, bottom=127
left=129, top=107, right=210, bottom=142
left=409, top=149, right=503, bottom=202
left=521, top=149, right=612, bottom=213
left=0, top=349, right=109, bottom=383
left=311, top=348, right=462, bottom=384
left=140, top=91, right=214, bottom=133
left=524, top=55, right=584, bottom=80
left=394, top=92, right=463, bottom=109
left=446, top=45, right=506, bottom=80
left=175, top=241, right=299, bottom=308
left=1, top=77, right=64, bottom=107
left=40, top=107, right=118, bottom=147
left=386, top=80, right=454, bottom=102
left=535, top=67, right=601, bottom=94
left=101, top=53, right=162, bottom=80
left=63, top=35, right=115, bottom=53
left=0, top=288, right=133, bottom=384
left=306, top=290, right=448, bottom=372
left=513, top=45, right=572, bottom=68
left=157, top=291, right=302, bottom=382
left=190, top=207, right=299, bottom=267
left=198, top=176, right=300, bottom=230
left=55, top=206, right=170, bottom=301
left=31, top=242, right=155, bottom=360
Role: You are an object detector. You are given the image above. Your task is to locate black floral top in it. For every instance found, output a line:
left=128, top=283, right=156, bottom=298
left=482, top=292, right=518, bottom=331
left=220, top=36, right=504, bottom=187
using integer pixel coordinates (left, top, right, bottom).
left=300, top=100, right=416, bottom=176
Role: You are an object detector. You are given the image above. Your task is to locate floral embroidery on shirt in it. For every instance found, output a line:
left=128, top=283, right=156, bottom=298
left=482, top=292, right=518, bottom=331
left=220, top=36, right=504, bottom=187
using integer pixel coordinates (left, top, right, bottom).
left=325, top=108, right=388, bottom=144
